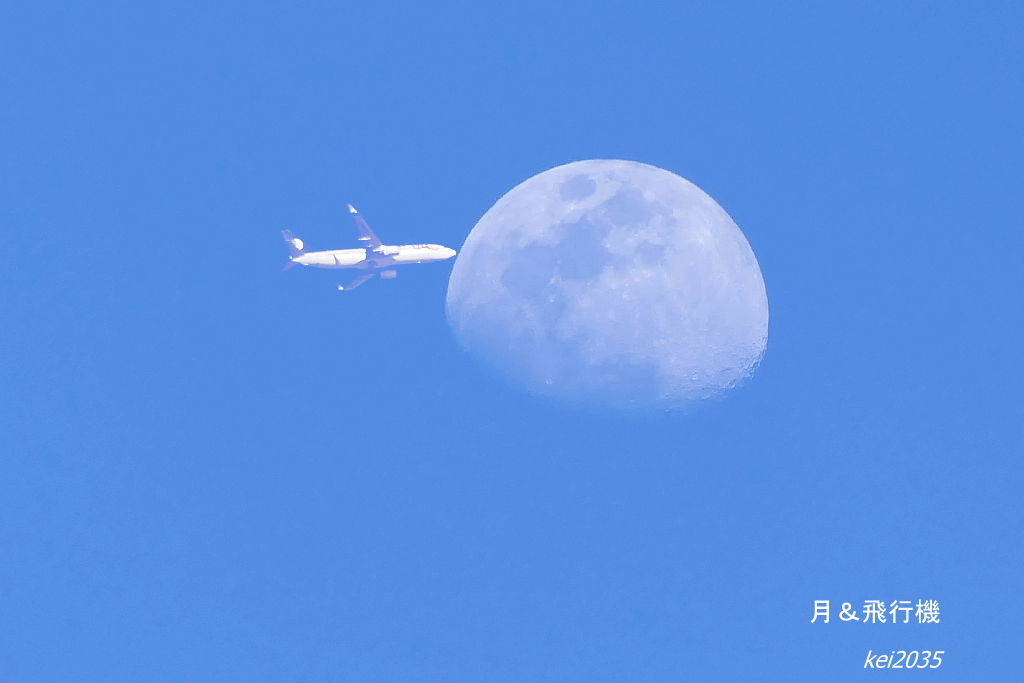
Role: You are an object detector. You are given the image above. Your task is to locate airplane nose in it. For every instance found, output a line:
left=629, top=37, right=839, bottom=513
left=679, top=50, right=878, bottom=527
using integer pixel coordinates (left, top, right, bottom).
left=445, top=248, right=457, bottom=258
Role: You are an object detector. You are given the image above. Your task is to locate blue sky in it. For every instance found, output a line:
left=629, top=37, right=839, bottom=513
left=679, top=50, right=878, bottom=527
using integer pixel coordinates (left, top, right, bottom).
left=1, top=0, right=1021, bottom=680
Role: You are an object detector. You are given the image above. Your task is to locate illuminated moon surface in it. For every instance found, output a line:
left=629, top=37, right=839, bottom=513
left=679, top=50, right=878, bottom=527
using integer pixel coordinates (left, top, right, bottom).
left=446, top=160, right=768, bottom=411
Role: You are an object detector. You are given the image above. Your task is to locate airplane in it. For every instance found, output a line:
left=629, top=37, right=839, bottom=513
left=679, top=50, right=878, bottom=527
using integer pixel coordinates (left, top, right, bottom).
left=282, top=205, right=457, bottom=290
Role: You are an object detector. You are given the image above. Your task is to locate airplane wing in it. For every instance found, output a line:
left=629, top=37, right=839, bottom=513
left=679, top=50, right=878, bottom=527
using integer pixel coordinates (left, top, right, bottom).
left=347, top=205, right=382, bottom=249
left=338, top=272, right=376, bottom=291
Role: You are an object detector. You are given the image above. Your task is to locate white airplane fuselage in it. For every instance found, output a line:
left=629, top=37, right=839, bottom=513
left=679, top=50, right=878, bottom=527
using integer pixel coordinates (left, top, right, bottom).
left=282, top=204, right=456, bottom=290
left=291, top=244, right=456, bottom=270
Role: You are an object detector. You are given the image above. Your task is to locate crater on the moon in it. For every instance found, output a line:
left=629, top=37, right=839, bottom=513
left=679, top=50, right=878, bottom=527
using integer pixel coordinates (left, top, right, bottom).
left=446, top=159, right=769, bottom=411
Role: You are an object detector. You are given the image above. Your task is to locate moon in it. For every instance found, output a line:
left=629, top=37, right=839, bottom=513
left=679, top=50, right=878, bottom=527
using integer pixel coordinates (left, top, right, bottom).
left=446, top=160, right=768, bottom=411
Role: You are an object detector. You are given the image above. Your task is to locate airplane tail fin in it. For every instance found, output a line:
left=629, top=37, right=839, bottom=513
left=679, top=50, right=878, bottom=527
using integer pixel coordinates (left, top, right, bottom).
left=281, top=230, right=306, bottom=258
